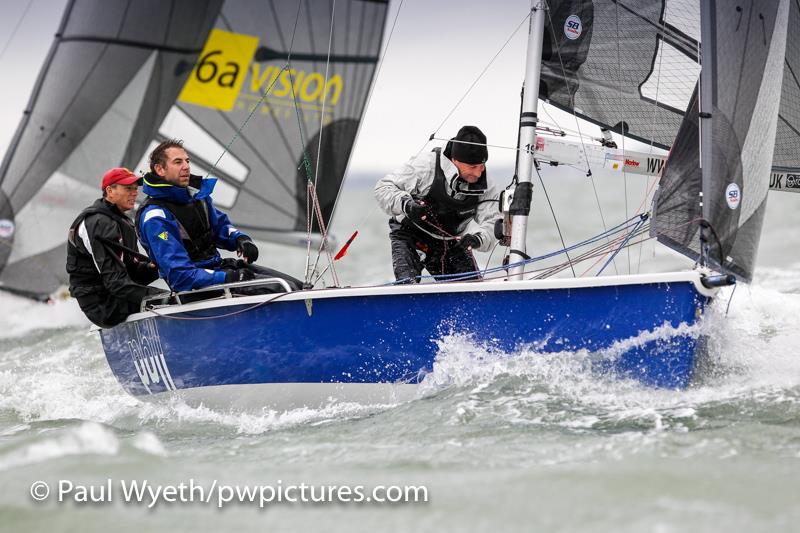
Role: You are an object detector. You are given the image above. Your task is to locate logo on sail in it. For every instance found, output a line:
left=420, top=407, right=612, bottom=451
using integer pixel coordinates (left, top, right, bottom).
left=564, top=15, right=582, bottom=40
left=725, top=183, right=741, bottom=209
left=127, top=319, right=176, bottom=394
left=0, top=219, right=14, bottom=239
left=179, top=29, right=259, bottom=112
left=787, top=174, right=800, bottom=189
left=178, top=28, right=343, bottom=117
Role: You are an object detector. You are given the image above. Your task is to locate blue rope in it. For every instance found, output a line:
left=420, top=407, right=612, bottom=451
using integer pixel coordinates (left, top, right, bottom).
left=382, top=213, right=649, bottom=286
left=596, top=214, right=648, bottom=276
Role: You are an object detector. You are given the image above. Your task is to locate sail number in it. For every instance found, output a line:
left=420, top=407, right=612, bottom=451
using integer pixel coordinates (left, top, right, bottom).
left=194, top=50, right=240, bottom=87
left=178, top=29, right=259, bottom=112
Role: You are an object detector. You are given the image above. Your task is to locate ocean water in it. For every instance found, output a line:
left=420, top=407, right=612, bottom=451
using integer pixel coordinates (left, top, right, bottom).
left=1, top=177, right=799, bottom=532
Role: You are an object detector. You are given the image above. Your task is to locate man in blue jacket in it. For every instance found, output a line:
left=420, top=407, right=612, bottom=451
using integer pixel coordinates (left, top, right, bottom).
left=136, top=139, right=303, bottom=293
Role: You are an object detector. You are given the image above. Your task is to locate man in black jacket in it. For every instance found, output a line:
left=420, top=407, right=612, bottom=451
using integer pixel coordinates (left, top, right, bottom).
left=66, top=167, right=163, bottom=327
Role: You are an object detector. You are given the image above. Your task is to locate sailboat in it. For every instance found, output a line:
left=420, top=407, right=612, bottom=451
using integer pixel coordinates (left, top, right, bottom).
left=3, top=0, right=797, bottom=410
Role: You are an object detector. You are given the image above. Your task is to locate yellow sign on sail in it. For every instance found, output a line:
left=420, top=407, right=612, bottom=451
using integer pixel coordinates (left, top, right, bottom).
left=178, top=29, right=259, bottom=112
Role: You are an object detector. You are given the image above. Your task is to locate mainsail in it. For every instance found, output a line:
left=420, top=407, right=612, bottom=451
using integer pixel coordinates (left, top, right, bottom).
left=772, top=0, right=800, bottom=175
left=540, top=0, right=700, bottom=149
left=164, top=0, right=388, bottom=245
left=0, top=0, right=388, bottom=299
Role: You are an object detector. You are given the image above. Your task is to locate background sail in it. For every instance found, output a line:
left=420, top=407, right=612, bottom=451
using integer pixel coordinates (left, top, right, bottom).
left=772, top=0, right=800, bottom=174
left=653, top=0, right=789, bottom=282
left=0, top=0, right=222, bottom=298
left=540, top=0, right=700, bottom=149
left=163, top=0, right=389, bottom=244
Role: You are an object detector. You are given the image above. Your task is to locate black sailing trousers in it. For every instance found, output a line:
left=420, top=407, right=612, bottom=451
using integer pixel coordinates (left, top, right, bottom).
left=388, top=219, right=481, bottom=283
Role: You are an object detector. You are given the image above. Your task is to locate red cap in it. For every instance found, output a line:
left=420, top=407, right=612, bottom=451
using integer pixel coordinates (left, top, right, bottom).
left=101, top=167, right=139, bottom=190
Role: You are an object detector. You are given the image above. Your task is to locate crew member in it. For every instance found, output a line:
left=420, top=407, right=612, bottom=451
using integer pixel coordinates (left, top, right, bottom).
left=66, top=168, right=162, bottom=327
left=374, top=125, right=501, bottom=283
left=136, top=139, right=303, bottom=293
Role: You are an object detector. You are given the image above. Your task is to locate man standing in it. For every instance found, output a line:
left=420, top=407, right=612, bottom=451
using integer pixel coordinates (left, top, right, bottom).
left=374, top=125, right=501, bottom=283
left=66, top=168, right=162, bottom=327
left=136, top=139, right=303, bottom=293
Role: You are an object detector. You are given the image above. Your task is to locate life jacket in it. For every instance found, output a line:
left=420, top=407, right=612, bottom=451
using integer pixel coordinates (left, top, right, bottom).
left=410, top=148, right=482, bottom=239
left=136, top=196, right=217, bottom=263
left=66, top=199, right=134, bottom=290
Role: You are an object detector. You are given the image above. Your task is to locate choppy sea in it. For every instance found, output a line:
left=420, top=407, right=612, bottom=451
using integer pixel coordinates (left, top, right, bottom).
left=1, top=178, right=799, bottom=532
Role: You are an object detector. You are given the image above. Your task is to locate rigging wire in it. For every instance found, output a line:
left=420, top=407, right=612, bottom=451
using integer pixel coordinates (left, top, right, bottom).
left=613, top=0, right=631, bottom=275
left=311, top=0, right=407, bottom=287
left=534, top=162, right=576, bottom=276
left=0, top=0, right=33, bottom=63
left=543, top=3, right=618, bottom=276
left=304, top=0, right=342, bottom=287
left=411, top=11, right=530, bottom=160
left=313, top=0, right=337, bottom=188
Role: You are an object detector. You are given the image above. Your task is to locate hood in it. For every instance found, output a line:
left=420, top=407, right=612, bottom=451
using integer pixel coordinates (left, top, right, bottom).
left=141, top=173, right=217, bottom=204
left=93, top=197, right=123, bottom=214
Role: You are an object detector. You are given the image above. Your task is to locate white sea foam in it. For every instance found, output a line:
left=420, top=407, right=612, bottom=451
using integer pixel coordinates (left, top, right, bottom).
left=0, top=421, right=170, bottom=471
left=415, top=277, right=800, bottom=435
left=0, top=291, right=89, bottom=339
left=134, top=395, right=397, bottom=435
left=0, top=267, right=798, bottom=442
left=0, top=421, right=120, bottom=471
left=0, top=332, right=140, bottom=424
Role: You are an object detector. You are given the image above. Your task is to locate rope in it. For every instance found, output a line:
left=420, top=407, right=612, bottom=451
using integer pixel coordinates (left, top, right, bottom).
left=597, top=215, right=647, bottom=275
left=613, top=0, right=631, bottom=274
left=203, top=65, right=289, bottom=179
left=387, top=213, right=650, bottom=285
left=534, top=161, right=576, bottom=276
left=543, top=4, right=618, bottom=276
left=0, top=0, right=33, bottom=62
left=142, top=213, right=705, bottom=323
left=308, top=0, right=408, bottom=287
left=303, top=0, right=341, bottom=287
left=410, top=11, right=530, bottom=160
left=313, top=0, right=337, bottom=187
left=147, top=290, right=294, bottom=321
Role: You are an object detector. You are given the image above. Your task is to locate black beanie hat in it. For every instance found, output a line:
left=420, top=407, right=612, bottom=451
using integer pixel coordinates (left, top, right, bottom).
left=449, top=125, right=488, bottom=164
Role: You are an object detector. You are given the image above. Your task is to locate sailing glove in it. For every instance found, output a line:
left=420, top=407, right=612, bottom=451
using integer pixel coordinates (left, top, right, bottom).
left=224, top=267, right=255, bottom=284
left=403, top=197, right=427, bottom=222
left=236, top=236, right=259, bottom=264
left=458, top=233, right=481, bottom=251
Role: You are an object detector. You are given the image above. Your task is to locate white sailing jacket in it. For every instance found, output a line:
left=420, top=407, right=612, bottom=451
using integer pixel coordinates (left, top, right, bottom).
left=373, top=150, right=501, bottom=252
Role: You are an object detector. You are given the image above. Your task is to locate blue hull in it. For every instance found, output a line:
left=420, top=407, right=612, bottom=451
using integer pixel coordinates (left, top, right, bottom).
left=100, top=273, right=712, bottom=406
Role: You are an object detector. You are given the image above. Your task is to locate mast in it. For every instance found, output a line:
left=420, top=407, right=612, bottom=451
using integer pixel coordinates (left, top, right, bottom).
left=698, top=0, right=714, bottom=268
left=508, top=0, right=546, bottom=280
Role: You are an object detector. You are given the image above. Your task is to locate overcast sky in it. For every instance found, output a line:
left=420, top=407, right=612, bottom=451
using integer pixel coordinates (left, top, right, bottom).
left=0, top=0, right=602, bottom=176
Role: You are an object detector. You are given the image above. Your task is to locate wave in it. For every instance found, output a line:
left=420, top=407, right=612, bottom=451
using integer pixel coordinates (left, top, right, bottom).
left=0, top=269, right=798, bottom=441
